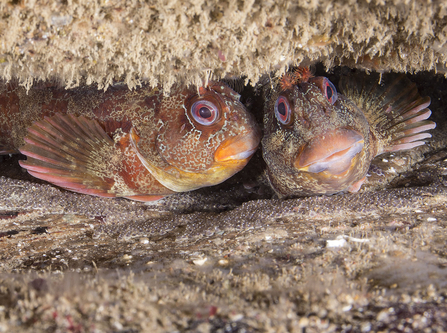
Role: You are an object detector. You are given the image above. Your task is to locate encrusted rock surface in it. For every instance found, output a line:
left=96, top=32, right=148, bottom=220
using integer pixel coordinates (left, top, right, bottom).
left=1, top=0, right=447, bottom=90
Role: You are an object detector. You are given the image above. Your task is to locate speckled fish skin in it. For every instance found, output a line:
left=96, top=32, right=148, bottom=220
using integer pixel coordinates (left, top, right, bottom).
left=0, top=81, right=260, bottom=201
left=262, top=70, right=436, bottom=198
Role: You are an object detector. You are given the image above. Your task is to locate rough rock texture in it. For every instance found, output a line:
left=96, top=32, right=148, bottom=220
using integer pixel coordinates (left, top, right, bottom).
left=1, top=1, right=447, bottom=332
left=1, top=168, right=447, bottom=332
left=1, top=0, right=447, bottom=91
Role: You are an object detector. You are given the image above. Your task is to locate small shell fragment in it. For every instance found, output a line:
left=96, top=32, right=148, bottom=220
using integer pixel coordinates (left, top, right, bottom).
left=192, top=257, right=208, bottom=266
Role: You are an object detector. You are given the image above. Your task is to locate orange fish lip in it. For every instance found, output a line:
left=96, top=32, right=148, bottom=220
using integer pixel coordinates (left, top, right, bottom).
left=214, top=130, right=261, bottom=163
left=294, top=128, right=364, bottom=175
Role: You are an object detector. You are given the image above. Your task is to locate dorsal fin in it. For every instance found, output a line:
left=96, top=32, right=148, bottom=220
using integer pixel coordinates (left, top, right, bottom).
left=339, top=72, right=436, bottom=155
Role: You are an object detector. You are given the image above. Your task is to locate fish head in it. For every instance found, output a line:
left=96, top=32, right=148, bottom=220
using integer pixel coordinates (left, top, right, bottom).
left=263, top=75, right=372, bottom=197
left=131, top=81, right=261, bottom=192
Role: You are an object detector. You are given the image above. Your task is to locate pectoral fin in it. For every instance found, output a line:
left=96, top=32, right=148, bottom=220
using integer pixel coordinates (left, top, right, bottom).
left=0, top=147, right=19, bottom=155
left=339, top=73, right=436, bottom=155
left=19, top=114, right=132, bottom=198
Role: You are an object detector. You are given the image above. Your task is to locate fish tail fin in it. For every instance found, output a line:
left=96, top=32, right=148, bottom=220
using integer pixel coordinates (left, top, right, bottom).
left=18, top=114, right=132, bottom=198
left=339, top=72, right=436, bottom=155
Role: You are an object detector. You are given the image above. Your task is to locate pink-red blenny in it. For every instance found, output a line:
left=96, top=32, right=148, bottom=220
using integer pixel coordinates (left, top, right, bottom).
left=262, top=69, right=436, bottom=197
left=0, top=81, right=260, bottom=201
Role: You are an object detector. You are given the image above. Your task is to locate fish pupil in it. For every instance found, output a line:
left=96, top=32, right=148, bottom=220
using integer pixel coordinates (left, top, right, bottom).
left=278, top=102, right=286, bottom=116
left=199, top=107, right=212, bottom=119
left=326, top=86, right=333, bottom=100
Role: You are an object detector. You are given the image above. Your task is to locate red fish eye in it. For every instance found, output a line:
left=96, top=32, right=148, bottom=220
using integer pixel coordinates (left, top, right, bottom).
left=191, top=100, right=219, bottom=125
left=322, top=77, right=338, bottom=105
left=274, top=96, right=292, bottom=125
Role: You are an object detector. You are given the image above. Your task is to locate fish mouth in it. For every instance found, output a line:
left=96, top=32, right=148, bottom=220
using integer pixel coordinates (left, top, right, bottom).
left=294, top=128, right=364, bottom=175
left=214, top=130, right=261, bottom=163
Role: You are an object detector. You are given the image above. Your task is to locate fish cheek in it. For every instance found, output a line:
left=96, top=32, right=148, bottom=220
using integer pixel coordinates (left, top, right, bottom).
left=263, top=93, right=303, bottom=169
left=155, top=112, right=224, bottom=173
left=262, top=126, right=302, bottom=176
left=336, top=98, right=369, bottom=131
left=335, top=98, right=372, bottom=158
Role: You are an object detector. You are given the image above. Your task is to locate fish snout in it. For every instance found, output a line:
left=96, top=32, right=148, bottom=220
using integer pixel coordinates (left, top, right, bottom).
left=214, top=129, right=261, bottom=163
left=294, top=128, right=364, bottom=175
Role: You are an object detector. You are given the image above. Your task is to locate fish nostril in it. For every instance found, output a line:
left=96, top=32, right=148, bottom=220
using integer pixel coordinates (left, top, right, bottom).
left=300, top=113, right=311, bottom=128
left=302, top=118, right=310, bottom=128
left=320, top=104, right=331, bottom=115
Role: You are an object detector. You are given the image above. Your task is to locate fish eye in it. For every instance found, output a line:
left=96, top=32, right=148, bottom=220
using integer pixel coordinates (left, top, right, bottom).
left=191, top=100, right=219, bottom=125
left=321, top=78, right=338, bottom=104
left=274, top=96, right=292, bottom=125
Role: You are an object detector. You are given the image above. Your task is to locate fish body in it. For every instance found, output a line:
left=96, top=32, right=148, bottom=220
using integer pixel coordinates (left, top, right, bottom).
left=262, top=69, right=436, bottom=197
left=0, top=81, right=260, bottom=201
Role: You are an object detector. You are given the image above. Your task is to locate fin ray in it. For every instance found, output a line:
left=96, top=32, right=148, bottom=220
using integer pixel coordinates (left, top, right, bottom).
left=19, top=114, right=123, bottom=198
left=0, top=147, right=19, bottom=154
left=339, top=72, right=435, bottom=154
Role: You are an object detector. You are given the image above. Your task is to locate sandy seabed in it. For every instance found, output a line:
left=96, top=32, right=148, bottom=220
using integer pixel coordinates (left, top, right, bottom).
left=1, top=1, right=447, bottom=332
